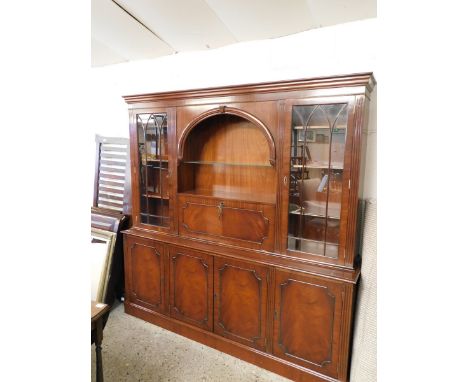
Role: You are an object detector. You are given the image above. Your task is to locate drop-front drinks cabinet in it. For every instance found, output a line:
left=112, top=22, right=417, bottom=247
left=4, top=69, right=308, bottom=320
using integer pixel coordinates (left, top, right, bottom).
left=122, top=73, right=375, bottom=382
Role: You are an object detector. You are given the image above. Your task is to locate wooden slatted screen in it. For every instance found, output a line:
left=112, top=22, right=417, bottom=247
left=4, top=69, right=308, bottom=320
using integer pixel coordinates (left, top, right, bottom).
left=93, top=135, right=131, bottom=214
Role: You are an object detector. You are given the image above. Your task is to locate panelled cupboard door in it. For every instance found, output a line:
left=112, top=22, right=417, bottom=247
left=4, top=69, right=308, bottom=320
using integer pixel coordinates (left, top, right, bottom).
left=273, top=269, right=346, bottom=379
left=125, top=238, right=167, bottom=314
left=169, top=246, right=213, bottom=331
left=214, top=257, right=270, bottom=351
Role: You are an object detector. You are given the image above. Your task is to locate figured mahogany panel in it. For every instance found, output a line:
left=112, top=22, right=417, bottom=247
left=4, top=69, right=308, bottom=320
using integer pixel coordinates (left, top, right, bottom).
left=179, top=195, right=275, bottom=252
left=214, top=257, right=269, bottom=351
left=125, top=238, right=166, bottom=314
left=273, top=269, right=344, bottom=378
left=180, top=200, right=222, bottom=236
left=169, top=247, right=213, bottom=331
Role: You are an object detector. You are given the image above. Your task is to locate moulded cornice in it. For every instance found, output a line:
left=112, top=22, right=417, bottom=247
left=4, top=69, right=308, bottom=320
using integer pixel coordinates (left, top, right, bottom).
left=123, top=72, right=375, bottom=104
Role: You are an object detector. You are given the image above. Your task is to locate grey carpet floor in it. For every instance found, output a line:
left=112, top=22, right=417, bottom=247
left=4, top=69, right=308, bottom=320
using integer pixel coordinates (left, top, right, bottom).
left=91, top=303, right=292, bottom=382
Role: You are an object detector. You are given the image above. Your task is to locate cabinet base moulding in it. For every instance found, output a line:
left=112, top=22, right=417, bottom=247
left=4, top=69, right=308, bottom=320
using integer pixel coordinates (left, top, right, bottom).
left=125, top=302, right=341, bottom=382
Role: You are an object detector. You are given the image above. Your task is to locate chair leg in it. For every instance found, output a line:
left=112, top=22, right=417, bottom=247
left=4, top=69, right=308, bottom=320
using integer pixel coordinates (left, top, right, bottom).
left=95, top=319, right=104, bottom=382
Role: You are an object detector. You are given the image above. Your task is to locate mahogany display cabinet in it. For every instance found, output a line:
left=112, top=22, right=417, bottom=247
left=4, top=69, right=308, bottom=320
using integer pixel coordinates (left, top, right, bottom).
left=122, top=73, right=375, bottom=382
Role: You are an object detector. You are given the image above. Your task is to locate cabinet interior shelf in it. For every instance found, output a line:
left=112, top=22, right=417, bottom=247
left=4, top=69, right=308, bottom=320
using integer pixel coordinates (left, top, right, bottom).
left=141, top=165, right=168, bottom=170
left=140, top=213, right=170, bottom=219
left=291, top=164, right=344, bottom=170
left=142, top=157, right=168, bottom=162
left=288, top=235, right=338, bottom=244
left=182, top=160, right=271, bottom=168
left=179, top=189, right=276, bottom=205
left=143, top=193, right=169, bottom=200
left=293, top=125, right=346, bottom=130
left=289, top=210, right=340, bottom=220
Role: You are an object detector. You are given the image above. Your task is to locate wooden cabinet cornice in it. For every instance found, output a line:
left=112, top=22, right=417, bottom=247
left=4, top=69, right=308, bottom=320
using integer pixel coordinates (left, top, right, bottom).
left=123, top=72, right=375, bottom=382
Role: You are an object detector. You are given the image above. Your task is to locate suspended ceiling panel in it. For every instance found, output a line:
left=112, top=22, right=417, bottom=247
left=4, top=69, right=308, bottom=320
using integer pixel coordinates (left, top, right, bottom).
left=91, top=38, right=126, bottom=67
left=114, top=0, right=237, bottom=51
left=203, top=0, right=313, bottom=41
left=92, top=0, right=376, bottom=67
left=91, top=0, right=173, bottom=65
left=306, top=0, right=377, bottom=28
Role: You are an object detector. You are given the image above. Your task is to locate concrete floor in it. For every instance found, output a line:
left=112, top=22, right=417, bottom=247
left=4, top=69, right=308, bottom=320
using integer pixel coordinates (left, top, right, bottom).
left=91, top=303, right=292, bottom=382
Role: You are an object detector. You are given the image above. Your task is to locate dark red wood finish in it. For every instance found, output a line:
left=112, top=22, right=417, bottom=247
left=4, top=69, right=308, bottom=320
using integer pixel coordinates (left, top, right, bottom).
left=169, top=246, right=213, bottom=331
left=123, top=73, right=375, bottom=382
left=178, top=194, right=276, bottom=252
left=273, top=269, right=350, bottom=379
left=213, top=257, right=270, bottom=351
left=124, top=236, right=167, bottom=314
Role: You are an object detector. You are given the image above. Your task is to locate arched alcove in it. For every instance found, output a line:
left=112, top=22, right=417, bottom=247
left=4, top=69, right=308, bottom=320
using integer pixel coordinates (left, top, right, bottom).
left=177, top=107, right=277, bottom=204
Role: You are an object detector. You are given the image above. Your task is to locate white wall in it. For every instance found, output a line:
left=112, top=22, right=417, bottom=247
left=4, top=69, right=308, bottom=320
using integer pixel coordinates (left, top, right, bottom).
left=90, top=18, right=377, bottom=199
left=364, top=86, right=377, bottom=200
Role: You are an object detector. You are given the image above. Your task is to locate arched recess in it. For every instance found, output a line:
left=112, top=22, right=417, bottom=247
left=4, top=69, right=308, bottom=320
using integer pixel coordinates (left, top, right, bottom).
left=177, top=106, right=276, bottom=166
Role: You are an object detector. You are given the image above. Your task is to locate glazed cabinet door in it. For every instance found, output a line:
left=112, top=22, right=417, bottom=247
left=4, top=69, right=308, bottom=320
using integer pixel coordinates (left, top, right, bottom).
left=130, top=108, right=176, bottom=232
left=213, top=257, right=270, bottom=351
left=169, top=246, right=213, bottom=331
left=273, top=269, right=350, bottom=379
left=281, top=97, right=360, bottom=266
left=124, top=236, right=167, bottom=314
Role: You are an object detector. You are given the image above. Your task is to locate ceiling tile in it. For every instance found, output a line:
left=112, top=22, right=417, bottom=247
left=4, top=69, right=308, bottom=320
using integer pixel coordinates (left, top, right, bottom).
left=114, top=0, right=237, bottom=51
left=92, top=0, right=173, bottom=66
left=91, top=38, right=127, bottom=67
left=306, top=0, right=376, bottom=28
left=203, top=0, right=314, bottom=41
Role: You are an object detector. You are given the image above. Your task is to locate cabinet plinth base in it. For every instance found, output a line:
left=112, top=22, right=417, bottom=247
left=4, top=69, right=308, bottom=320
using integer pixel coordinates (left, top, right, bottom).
left=125, top=302, right=340, bottom=382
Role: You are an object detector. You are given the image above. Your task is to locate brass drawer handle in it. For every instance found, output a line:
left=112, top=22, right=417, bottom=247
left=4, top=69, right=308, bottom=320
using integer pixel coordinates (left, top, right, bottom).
left=217, top=202, right=224, bottom=219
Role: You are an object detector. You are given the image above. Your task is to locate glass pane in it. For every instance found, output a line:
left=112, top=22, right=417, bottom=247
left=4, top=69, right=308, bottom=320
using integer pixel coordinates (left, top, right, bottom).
left=287, top=104, right=348, bottom=258
left=137, top=113, right=170, bottom=227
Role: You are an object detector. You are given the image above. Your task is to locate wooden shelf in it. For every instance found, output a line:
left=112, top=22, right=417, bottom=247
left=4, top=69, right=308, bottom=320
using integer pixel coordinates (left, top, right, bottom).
left=287, top=235, right=339, bottom=258
left=179, top=188, right=276, bottom=205
left=183, top=160, right=271, bottom=167
left=291, top=163, right=343, bottom=170
left=289, top=209, right=340, bottom=220
left=143, top=193, right=169, bottom=200
left=140, top=213, right=170, bottom=219
left=141, top=165, right=168, bottom=171
left=294, top=125, right=346, bottom=130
